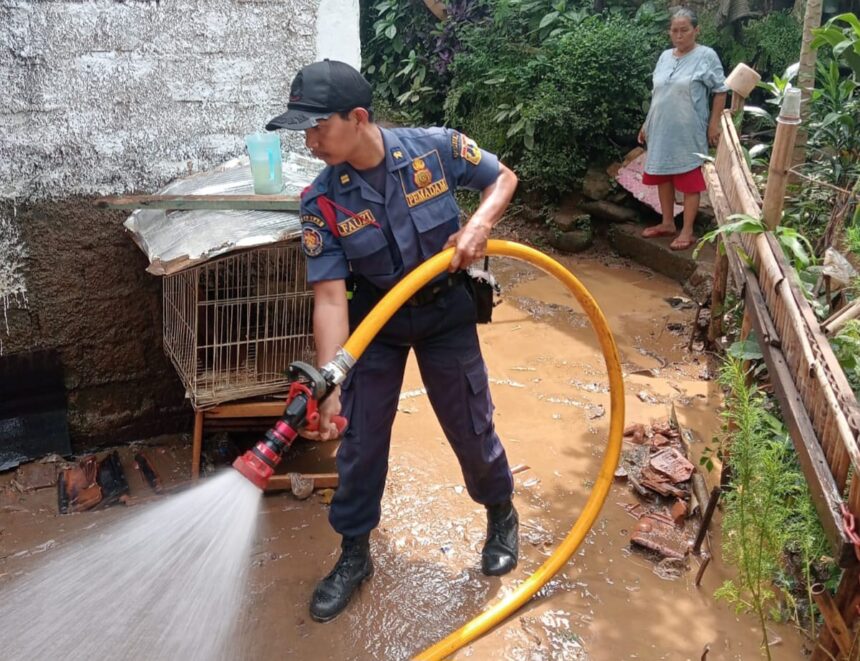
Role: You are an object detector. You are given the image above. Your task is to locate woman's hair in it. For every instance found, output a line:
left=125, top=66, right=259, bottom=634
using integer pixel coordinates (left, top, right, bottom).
left=669, top=6, right=698, bottom=27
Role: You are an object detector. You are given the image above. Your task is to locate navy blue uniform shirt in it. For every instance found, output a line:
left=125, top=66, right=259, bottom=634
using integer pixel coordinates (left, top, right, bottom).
left=299, top=127, right=500, bottom=290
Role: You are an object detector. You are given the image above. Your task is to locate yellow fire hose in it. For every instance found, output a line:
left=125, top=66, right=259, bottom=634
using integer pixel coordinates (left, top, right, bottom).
left=339, top=240, right=625, bottom=660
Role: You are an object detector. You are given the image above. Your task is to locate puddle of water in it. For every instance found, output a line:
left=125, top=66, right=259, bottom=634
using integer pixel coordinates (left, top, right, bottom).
left=0, top=251, right=808, bottom=660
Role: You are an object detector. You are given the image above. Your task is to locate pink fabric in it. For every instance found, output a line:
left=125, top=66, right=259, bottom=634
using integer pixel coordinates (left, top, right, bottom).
left=615, top=152, right=683, bottom=218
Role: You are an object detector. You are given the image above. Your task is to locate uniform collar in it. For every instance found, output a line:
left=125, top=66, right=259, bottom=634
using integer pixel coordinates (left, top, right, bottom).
left=330, top=127, right=404, bottom=203
left=332, top=163, right=361, bottom=194
left=380, top=127, right=411, bottom=171
left=332, top=162, right=386, bottom=204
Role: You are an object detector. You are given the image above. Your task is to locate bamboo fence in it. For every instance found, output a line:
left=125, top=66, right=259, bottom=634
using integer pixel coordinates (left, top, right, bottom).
left=704, top=110, right=860, bottom=660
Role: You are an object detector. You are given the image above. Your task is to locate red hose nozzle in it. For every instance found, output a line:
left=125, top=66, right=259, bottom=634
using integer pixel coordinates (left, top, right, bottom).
left=233, top=434, right=285, bottom=490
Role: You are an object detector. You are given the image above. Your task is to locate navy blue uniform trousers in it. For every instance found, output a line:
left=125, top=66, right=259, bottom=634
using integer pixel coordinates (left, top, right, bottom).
left=329, top=280, right=515, bottom=537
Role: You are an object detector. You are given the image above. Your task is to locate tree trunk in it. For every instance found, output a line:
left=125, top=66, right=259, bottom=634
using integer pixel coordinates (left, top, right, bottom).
left=792, top=0, right=824, bottom=170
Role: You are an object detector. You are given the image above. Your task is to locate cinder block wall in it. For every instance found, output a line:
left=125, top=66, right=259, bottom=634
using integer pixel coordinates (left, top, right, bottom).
left=0, top=0, right=358, bottom=448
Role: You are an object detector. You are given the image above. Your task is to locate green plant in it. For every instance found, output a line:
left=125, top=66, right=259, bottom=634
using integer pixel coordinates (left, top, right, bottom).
left=812, top=12, right=860, bottom=78
left=783, top=53, right=858, bottom=249
left=806, top=58, right=860, bottom=189
left=362, top=0, right=491, bottom=124
left=715, top=357, right=792, bottom=659
left=847, top=208, right=860, bottom=256
left=761, top=416, right=834, bottom=637
left=701, top=11, right=803, bottom=85
left=630, top=0, right=671, bottom=40
left=830, top=319, right=860, bottom=398
left=447, top=14, right=661, bottom=194
left=694, top=213, right=817, bottom=272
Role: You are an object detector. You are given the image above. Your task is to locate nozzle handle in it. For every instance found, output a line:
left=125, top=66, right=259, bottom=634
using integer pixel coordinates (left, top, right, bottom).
left=304, top=412, right=348, bottom=436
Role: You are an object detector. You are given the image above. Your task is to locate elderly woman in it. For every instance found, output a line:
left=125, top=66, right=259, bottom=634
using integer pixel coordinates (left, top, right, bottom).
left=638, top=7, right=728, bottom=251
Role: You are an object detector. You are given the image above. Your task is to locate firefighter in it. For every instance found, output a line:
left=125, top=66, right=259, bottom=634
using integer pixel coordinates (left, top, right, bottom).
left=267, top=60, right=519, bottom=622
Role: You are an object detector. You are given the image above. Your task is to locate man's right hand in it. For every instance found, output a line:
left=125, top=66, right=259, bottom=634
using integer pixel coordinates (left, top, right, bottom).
left=638, top=127, right=647, bottom=145
left=302, top=385, right=342, bottom=441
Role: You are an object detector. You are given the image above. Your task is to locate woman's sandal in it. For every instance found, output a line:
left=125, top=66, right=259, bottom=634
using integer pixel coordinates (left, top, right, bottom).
left=670, top=236, right=696, bottom=251
left=641, top=225, right=677, bottom=239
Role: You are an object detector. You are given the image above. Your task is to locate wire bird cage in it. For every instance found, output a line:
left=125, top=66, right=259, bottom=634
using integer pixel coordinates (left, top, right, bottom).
left=162, top=241, right=314, bottom=408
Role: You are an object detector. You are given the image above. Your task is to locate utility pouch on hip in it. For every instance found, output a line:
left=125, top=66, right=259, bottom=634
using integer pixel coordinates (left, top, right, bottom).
left=466, top=257, right=501, bottom=324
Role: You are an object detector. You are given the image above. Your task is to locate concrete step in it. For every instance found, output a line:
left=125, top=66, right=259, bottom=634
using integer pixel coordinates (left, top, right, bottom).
left=608, top=223, right=717, bottom=303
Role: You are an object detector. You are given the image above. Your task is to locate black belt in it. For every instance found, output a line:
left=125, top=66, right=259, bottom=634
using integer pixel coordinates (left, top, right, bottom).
left=356, top=272, right=466, bottom=308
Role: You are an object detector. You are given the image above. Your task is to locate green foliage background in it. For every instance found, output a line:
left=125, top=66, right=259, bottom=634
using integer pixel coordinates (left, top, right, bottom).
left=700, top=11, right=803, bottom=82
left=446, top=16, right=662, bottom=193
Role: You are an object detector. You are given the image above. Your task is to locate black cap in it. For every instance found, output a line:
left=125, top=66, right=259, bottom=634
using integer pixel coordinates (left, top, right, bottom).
left=266, top=60, right=373, bottom=131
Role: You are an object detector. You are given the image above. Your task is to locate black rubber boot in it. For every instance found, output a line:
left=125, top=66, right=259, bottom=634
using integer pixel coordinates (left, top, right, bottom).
left=309, top=534, right=373, bottom=623
left=481, top=500, right=519, bottom=576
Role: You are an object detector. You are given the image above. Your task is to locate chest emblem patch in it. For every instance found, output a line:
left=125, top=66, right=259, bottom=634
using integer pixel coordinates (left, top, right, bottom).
left=302, top=227, right=324, bottom=256
left=412, top=158, right=433, bottom=189
left=398, top=149, right=449, bottom=207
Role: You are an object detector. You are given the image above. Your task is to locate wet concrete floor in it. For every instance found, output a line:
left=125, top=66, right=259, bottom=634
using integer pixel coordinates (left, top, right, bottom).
left=0, top=247, right=807, bottom=660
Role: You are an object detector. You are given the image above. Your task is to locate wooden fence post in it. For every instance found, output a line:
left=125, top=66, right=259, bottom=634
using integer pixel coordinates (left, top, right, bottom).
left=708, top=250, right=729, bottom=345
left=730, top=92, right=746, bottom=116
left=761, top=88, right=803, bottom=230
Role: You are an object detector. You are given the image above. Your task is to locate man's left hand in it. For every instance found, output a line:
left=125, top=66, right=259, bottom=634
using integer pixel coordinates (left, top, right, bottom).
left=445, top=221, right=491, bottom=272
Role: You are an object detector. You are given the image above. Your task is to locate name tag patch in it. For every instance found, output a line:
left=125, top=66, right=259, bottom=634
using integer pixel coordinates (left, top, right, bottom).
left=337, top=209, right=378, bottom=237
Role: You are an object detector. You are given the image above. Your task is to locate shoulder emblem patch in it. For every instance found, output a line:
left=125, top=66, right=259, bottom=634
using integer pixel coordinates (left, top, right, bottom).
left=301, top=214, right=326, bottom=228
left=460, top=135, right=482, bottom=166
left=302, top=227, right=324, bottom=257
left=451, top=132, right=461, bottom=159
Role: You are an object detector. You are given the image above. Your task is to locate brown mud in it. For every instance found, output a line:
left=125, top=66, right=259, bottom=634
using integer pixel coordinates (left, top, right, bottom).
left=0, top=247, right=807, bottom=660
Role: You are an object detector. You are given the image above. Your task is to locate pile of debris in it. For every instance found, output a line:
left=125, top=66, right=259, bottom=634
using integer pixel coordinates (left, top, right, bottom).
left=2, top=451, right=162, bottom=515
left=615, top=419, right=701, bottom=564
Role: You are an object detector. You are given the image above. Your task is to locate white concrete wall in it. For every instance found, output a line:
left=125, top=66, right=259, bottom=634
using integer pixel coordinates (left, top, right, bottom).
left=0, top=0, right=359, bottom=316
left=316, top=0, right=361, bottom=67
left=0, top=0, right=359, bottom=200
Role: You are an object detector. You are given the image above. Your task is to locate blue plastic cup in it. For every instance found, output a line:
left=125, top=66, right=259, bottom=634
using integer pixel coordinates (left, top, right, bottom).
left=245, top=132, right=284, bottom=195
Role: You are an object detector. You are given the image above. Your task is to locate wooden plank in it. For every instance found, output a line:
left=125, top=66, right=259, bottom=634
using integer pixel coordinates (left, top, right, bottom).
left=95, top=194, right=301, bottom=212
left=205, top=401, right=287, bottom=418
left=811, top=566, right=860, bottom=661
left=192, top=410, right=203, bottom=481
left=703, top=164, right=748, bottom=288
left=742, top=267, right=781, bottom=347
left=265, top=472, right=339, bottom=492
left=745, top=277, right=858, bottom=567
left=722, top=109, right=763, bottom=207
left=708, top=252, right=729, bottom=344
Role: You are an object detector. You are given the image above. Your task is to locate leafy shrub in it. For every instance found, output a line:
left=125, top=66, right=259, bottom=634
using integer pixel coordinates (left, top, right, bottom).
left=361, top=0, right=490, bottom=124
left=830, top=319, right=860, bottom=398
left=812, top=11, right=860, bottom=78
left=701, top=11, right=803, bottom=84
left=446, top=15, right=662, bottom=194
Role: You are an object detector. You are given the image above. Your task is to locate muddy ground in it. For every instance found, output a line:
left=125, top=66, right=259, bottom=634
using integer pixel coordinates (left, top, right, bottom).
left=0, top=243, right=808, bottom=660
